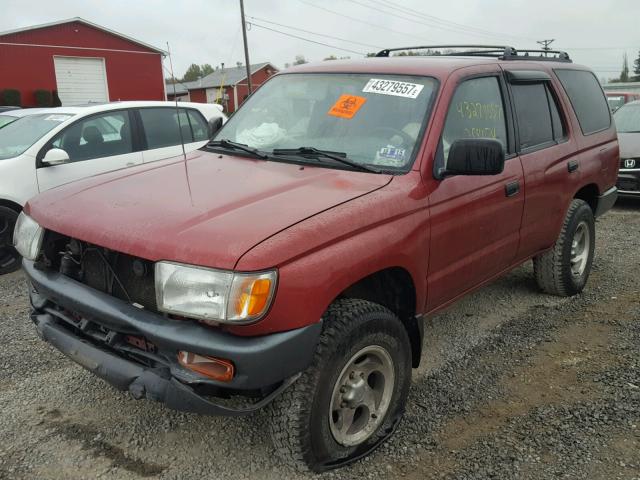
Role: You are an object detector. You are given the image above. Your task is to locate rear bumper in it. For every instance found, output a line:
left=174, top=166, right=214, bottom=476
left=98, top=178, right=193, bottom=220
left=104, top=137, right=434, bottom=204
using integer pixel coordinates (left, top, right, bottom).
left=595, top=186, right=618, bottom=217
left=617, top=169, right=640, bottom=197
left=24, top=259, right=321, bottom=414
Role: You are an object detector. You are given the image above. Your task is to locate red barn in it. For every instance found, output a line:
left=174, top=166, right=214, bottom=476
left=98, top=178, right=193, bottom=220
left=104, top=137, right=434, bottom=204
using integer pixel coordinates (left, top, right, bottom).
left=0, top=17, right=166, bottom=107
left=167, top=62, right=278, bottom=113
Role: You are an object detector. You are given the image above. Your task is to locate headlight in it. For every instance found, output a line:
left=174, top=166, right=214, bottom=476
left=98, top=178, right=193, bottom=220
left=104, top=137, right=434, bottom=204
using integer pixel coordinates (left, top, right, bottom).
left=13, top=212, right=44, bottom=261
left=155, top=261, right=277, bottom=325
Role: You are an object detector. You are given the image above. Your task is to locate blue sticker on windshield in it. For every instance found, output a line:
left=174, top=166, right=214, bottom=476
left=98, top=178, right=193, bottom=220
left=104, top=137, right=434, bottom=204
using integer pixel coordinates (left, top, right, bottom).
left=375, top=145, right=406, bottom=166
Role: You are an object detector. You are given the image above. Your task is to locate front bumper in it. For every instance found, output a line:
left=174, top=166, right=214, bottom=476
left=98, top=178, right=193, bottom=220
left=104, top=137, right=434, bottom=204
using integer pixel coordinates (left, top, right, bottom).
left=617, top=169, right=640, bottom=196
left=24, top=259, right=321, bottom=415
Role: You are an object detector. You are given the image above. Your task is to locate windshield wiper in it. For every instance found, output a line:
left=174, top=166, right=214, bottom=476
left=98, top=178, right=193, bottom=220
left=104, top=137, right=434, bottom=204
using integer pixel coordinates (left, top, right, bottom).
left=207, top=139, right=269, bottom=159
left=272, top=147, right=381, bottom=173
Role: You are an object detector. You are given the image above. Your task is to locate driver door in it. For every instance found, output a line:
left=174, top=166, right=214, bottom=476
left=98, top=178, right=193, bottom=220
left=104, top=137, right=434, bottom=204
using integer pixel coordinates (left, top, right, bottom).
left=426, top=69, right=525, bottom=310
left=36, top=110, right=143, bottom=192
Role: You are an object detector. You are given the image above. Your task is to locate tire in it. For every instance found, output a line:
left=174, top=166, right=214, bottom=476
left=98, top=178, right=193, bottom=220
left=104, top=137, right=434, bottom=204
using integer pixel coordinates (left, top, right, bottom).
left=0, top=206, right=21, bottom=275
left=268, top=298, right=412, bottom=473
left=533, top=199, right=595, bottom=296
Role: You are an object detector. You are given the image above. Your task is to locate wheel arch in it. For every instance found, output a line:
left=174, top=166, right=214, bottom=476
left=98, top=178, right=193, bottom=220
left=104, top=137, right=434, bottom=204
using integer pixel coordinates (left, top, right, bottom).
left=0, top=199, right=23, bottom=213
left=573, top=183, right=599, bottom=214
left=336, top=266, right=423, bottom=368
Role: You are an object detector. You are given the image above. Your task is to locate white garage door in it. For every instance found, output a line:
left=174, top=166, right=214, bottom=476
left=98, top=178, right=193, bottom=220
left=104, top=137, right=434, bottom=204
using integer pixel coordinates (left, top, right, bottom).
left=54, top=56, right=109, bottom=106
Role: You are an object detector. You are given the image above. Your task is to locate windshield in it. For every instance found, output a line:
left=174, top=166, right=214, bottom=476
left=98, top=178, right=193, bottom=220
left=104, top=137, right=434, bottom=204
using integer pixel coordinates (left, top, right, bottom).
left=607, top=96, right=626, bottom=111
left=0, top=115, right=19, bottom=129
left=212, top=73, right=438, bottom=171
left=0, top=114, right=72, bottom=160
left=614, top=104, right=640, bottom=133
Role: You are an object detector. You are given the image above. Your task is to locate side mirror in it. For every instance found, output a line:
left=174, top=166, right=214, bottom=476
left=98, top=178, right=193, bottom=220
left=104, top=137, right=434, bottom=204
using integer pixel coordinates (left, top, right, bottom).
left=440, top=139, right=505, bottom=178
left=42, top=148, right=70, bottom=166
left=208, top=117, right=224, bottom=139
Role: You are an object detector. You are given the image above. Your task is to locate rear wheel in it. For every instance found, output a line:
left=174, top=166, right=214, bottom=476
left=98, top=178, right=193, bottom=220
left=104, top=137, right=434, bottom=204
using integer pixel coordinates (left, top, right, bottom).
left=533, top=199, right=595, bottom=296
left=268, top=299, right=411, bottom=472
left=0, top=206, right=20, bottom=275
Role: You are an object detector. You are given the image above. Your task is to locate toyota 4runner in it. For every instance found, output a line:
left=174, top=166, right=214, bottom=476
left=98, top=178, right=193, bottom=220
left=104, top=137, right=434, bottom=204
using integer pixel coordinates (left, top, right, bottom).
left=15, top=46, right=619, bottom=472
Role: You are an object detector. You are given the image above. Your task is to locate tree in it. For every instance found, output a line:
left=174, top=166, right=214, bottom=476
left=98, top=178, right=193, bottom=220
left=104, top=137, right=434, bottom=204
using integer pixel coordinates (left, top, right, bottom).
left=620, top=53, right=630, bottom=83
left=200, top=64, right=214, bottom=76
left=293, top=55, right=308, bottom=65
left=182, top=63, right=203, bottom=82
left=633, top=49, right=640, bottom=81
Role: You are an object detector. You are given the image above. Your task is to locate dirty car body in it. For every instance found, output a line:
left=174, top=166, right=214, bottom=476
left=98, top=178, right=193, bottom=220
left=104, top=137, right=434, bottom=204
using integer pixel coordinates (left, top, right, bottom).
left=18, top=49, right=619, bottom=471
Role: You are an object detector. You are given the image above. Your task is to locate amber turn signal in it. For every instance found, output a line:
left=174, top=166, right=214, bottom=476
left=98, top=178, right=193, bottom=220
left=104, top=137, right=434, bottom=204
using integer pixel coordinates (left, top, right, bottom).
left=178, top=351, right=235, bottom=382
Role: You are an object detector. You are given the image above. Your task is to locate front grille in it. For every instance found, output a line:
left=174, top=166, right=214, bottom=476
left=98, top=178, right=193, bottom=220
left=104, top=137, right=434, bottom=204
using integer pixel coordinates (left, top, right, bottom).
left=617, top=176, right=639, bottom=192
left=81, top=248, right=157, bottom=311
left=41, top=232, right=157, bottom=312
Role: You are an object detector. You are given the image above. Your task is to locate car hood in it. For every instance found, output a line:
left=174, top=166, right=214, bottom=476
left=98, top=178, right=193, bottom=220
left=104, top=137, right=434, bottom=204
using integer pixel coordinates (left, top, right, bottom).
left=27, top=150, right=392, bottom=270
left=618, top=132, right=640, bottom=159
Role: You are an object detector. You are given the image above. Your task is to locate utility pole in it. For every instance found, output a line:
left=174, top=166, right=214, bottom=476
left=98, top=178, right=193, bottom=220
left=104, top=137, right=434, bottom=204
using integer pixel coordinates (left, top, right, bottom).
left=239, top=0, right=253, bottom=95
left=537, top=39, right=555, bottom=56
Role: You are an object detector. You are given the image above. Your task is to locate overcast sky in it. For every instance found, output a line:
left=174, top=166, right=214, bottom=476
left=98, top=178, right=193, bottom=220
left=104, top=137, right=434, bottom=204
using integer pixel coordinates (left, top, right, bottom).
left=2, top=0, right=639, bottom=82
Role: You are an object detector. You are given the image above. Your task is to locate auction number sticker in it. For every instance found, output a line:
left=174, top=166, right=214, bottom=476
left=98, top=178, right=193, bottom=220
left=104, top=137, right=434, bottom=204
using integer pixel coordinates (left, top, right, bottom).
left=363, top=78, right=424, bottom=99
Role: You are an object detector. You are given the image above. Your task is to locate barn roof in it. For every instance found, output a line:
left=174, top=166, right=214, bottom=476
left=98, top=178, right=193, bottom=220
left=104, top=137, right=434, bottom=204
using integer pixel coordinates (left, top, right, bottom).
left=167, top=62, right=278, bottom=94
left=0, top=17, right=166, bottom=55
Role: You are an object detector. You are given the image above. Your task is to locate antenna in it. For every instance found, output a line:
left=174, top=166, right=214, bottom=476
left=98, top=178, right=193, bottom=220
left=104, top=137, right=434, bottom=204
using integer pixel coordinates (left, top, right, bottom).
left=166, top=42, right=187, bottom=160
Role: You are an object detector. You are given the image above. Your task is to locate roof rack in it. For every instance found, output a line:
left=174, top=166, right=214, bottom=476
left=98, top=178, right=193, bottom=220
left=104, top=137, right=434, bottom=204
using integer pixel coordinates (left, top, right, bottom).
left=374, top=45, right=572, bottom=63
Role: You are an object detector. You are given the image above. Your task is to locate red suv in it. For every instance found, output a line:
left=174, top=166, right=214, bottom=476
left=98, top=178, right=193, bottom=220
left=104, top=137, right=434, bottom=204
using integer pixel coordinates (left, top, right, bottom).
left=16, top=46, right=618, bottom=472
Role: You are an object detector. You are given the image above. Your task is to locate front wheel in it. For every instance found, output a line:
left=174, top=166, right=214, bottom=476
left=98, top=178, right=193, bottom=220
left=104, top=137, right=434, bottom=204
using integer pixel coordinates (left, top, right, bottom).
left=533, top=199, right=595, bottom=296
left=268, top=299, right=411, bottom=472
left=0, top=206, right=21, bottom=275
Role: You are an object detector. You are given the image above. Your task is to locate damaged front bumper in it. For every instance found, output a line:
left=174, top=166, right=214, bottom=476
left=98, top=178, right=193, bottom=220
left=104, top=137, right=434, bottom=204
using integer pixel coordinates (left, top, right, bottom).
left=24, top=259, right=321, bottom=415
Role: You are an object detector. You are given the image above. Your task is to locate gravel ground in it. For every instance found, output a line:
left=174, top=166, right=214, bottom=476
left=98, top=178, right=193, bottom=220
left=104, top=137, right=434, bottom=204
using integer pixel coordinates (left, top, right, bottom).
left=1, top=199, right=639, bottom=480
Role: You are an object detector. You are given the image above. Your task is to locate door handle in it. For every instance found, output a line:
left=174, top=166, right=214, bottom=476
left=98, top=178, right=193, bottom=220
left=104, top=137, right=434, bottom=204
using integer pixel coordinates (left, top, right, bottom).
left=126, top=162, right=136, bottom=167
left=567, top=160, right=579, bottom=173
left=505, top=181, right=520, bottom=197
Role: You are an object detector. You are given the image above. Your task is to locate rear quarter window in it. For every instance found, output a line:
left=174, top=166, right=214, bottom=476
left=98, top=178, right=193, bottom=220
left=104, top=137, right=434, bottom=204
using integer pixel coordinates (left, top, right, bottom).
left=554, top=69, right=611, bottom=135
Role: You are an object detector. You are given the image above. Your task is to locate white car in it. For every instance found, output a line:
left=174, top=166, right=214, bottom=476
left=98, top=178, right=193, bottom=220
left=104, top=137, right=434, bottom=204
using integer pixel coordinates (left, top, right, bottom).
left=0, top=101, right=226, bottom=274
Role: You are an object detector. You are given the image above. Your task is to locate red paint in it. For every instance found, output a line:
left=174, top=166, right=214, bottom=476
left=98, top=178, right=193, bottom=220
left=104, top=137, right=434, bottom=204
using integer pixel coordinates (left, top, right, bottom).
left=0, top=20, right=164, bottom=106
left=188, top=88, right=207, bottom=103
left=26, top=57, right=619, bottom=337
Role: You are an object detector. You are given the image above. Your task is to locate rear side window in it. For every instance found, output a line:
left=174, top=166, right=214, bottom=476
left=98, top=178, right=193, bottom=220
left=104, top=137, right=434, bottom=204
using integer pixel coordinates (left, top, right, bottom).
left=555, top=70, right=611, bottom=135
left=511, top=83, right=566, bottom=150
left=139, top=108, right=203, bottom=149
left=187, top=110, right=210, bottom=141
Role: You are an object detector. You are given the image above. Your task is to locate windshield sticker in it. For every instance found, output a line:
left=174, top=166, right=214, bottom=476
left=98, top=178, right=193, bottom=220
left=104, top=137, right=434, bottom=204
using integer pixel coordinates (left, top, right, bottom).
left=374, top=145, right=406, bottom=167
left=328, top=94, right=367, bottom=119
left=44, top=114, right=71, bottom=122
left=363, top=79, right=424, bottom=99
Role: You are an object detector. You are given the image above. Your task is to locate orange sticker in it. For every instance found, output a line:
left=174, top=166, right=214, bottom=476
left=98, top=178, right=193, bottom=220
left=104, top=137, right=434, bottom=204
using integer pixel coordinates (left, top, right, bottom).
left=328, top=94, right=367, bottom=119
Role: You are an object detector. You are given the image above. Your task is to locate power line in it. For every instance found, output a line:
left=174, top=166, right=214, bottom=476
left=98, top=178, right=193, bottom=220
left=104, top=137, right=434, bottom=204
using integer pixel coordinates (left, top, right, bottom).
left=247, top=16, right=384, bottom=49
left=248, top=21, right=366, bottom=55
left=360, top=0, right=535, bottom=42
left=345, top=0, right=532, bottom=42
left=297, top=0, right=435, bottom=44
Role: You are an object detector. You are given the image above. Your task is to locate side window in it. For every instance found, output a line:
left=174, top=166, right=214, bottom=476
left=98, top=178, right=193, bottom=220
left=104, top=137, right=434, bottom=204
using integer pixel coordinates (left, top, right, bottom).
left=511, top=83, right=554, bottom=149
left=547, top=85, right=567, bottom=141
left=554, top=69, right=611, bottom=135
left=441, top=76, right=507, bottom=165
left=139, top=108, right=195, bottom=149
left=187, top=110, right=210, bottom=141
left=51, top=111, right=133, bottom=162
